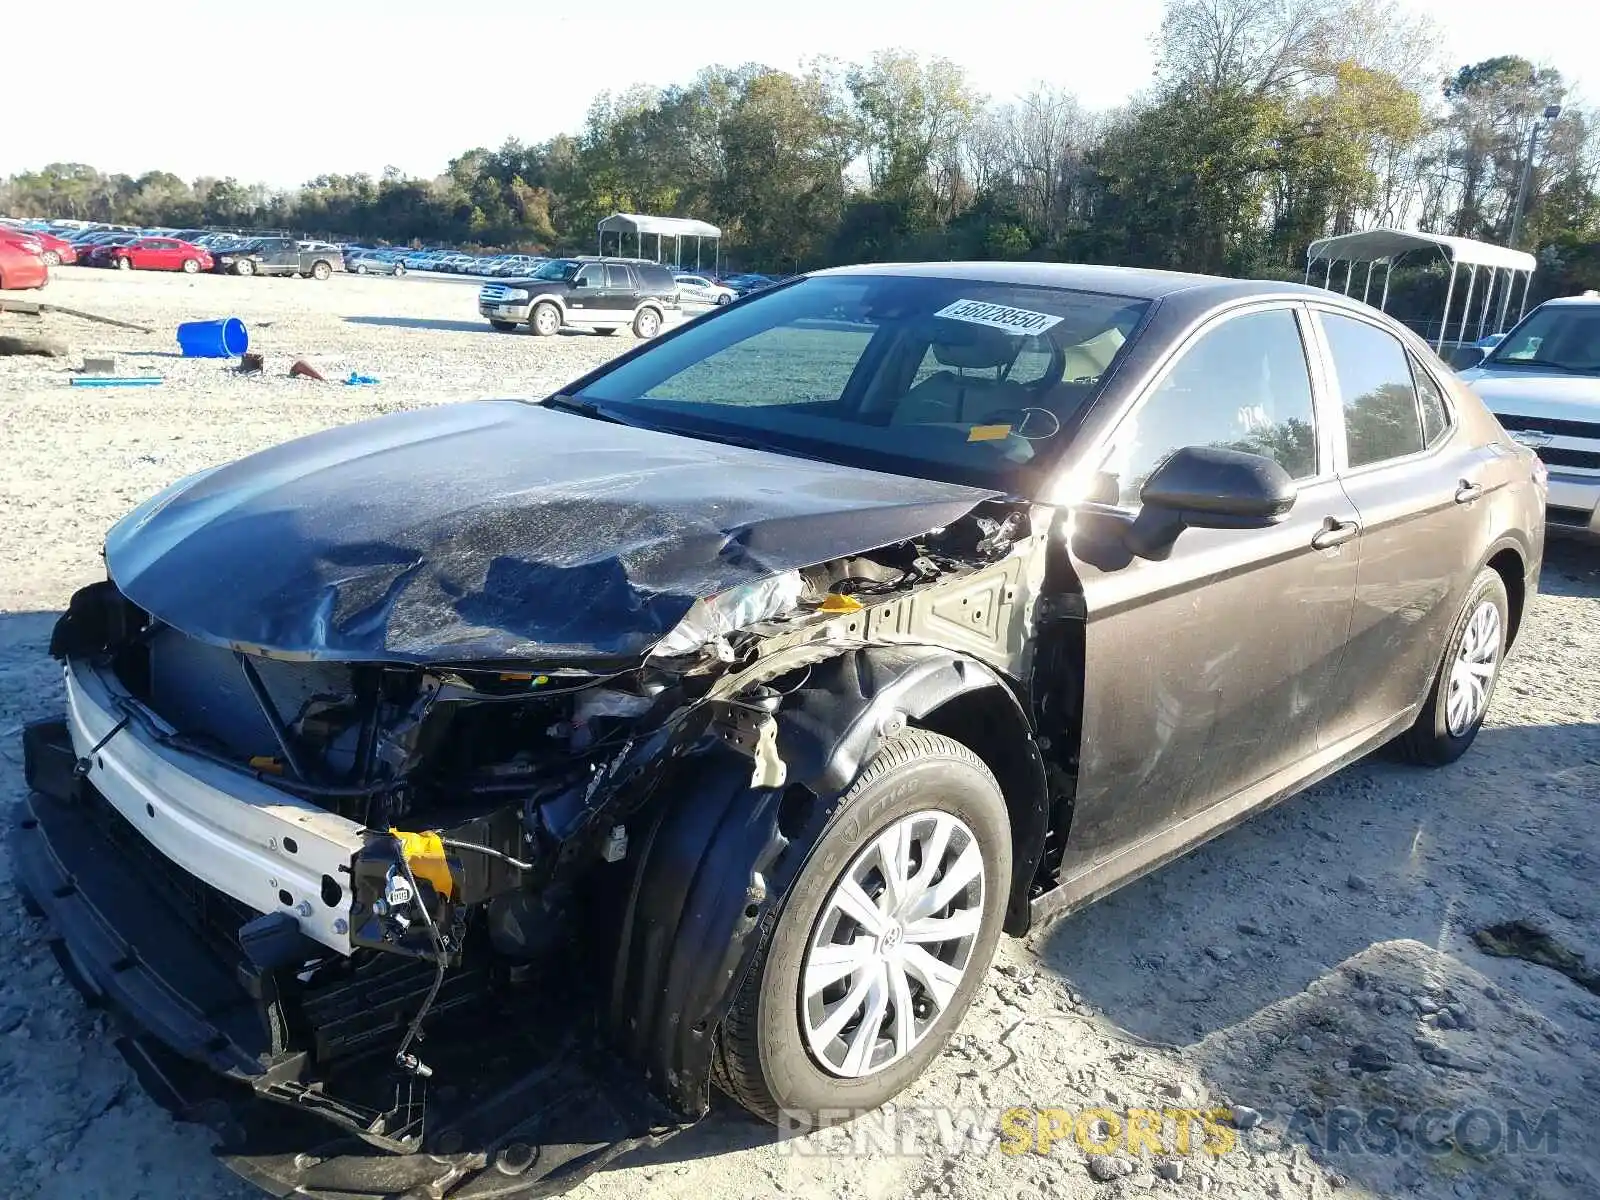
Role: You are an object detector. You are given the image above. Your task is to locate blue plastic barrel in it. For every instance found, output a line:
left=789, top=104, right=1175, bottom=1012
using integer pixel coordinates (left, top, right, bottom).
left=176, top=317, right=248, bottom=358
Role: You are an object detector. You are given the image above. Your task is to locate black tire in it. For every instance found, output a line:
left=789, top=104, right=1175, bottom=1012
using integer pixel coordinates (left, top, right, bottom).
left=181, top=258, right=200, bottom=274
left=716, top=293, right=731, bottom=305
left=715, top=729, right=1011, bottom=1126
left=394, top=263, right=406, bottom=277
left=354, top=263, right=369, bottom=275
left=632, top=306, right=663, bottom=339
left=116, top=256, right=132, bottom=270
left=529, top=301, right=561, bottom=336
left=1396, top=567, right=1509, bottom=766
left=311, top=261, right=332, bottom=281
left=233, top=259, right=254, bottom=277
left=489, top=319, right=518, bottom=332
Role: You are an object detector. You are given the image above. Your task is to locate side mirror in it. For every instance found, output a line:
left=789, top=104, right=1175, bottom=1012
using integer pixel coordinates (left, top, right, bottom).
left=571, top=275, right=589, bottom=288
left=1450, top=345, right=1488, bottom=370
left=1125, top=446, right=1297, bottom=559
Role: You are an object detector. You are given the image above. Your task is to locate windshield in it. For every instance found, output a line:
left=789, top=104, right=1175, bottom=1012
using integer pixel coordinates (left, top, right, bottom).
left=1486, top=304, right=1600, bottom=374
left=571, top=274, right=1150, bottom=492
left=531, top=258, right=580, bottom=281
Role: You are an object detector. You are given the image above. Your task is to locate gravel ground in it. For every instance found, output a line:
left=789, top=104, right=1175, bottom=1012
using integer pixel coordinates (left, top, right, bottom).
left=2, top=267, right=1598, bottom=1200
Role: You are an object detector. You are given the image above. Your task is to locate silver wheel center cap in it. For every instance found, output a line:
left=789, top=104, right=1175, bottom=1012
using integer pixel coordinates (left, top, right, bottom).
left=879, top=922, right=903, bottom=953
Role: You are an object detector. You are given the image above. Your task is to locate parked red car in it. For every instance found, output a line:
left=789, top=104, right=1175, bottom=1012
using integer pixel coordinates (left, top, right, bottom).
left=107, top=236, right=213, bottom=273
left=30, top=229, right=78, bottom=267
left=0, top=238, right=49, bottom=290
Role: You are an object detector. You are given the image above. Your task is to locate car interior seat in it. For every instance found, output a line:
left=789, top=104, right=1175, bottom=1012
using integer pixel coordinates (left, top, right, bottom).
left=891, top=333, right=1031, bottom=426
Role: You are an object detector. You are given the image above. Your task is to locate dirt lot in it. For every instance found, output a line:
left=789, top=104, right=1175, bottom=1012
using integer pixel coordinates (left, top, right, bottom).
left=2, top=267, right=1598, bottom=1200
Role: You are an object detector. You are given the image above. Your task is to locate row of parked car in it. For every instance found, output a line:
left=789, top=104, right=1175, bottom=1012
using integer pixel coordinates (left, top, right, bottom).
left=3, top=217, right=795, bottom=299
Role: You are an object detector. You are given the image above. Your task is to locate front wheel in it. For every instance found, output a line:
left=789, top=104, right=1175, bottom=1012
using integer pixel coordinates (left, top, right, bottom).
left=116, top=256, right=132, bottom=271
left=233, top=259, right=255, bottom=276
left=715, top=729, right=1010, bottom=1126
left=632, top=307, right=662, bottom=339
left=716, top=293, right=731, bottom=305
left=311, top=261, right=332, bottom=281
left=42, top=251, right=60, bottom=267
left=529, top=301, right=561, bottom=336
left=182, top=258, right=200, bottom=274
left=354, top=263, right=369, bottom=274
left=393, top=263, right=406, bottom=276
left=1396, top=567, right=1509, bottom=766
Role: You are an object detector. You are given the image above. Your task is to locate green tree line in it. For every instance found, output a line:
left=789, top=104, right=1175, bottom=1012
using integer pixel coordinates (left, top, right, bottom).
left=4, top=0, right=1597, bottom=292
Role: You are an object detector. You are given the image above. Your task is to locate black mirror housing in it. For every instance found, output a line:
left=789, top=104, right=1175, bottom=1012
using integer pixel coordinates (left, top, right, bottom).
left=1126, top=446, right=1297, bottom=558
left=1140, top=445, right=1298, bottom=522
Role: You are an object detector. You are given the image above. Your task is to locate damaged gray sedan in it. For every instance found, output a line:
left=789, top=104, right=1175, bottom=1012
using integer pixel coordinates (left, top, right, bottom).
left=17, top=263, right=1545, bottom=1197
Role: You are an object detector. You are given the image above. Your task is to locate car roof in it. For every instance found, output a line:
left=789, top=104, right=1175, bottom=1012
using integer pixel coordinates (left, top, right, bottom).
left=1534, top=293, right=1600, bottom=307
left=812, top=260, right=1331, bottom=304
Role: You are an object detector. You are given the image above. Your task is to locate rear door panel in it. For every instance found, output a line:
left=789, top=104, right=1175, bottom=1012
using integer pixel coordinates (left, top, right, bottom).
left=1305, top=308, right=1491, bottom=743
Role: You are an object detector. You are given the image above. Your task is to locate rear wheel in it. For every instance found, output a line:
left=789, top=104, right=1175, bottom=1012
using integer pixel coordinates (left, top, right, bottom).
left=632, top=307, right=662, bottom=339
left=1396, top=567, right=1509, bottom=766
left=715, top=729, right=1010, bottom=1126
left=354, top=263, right=369, bottom=274
left=181, top=258, right=200, bottom=274
left=311, top=261, right=332, bottom=281
left=530, top=301, right=561, bottom=336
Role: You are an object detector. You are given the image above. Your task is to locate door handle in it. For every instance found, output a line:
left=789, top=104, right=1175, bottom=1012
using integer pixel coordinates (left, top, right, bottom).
left=1454, top=480, right=1484, bottom=504
left=1311, top=518, right=1360, bottom=550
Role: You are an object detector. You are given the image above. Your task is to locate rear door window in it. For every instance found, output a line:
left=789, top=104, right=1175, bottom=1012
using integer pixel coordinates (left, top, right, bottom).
left=605, top=264, right=635, bottom=290
left=1409, top=355, right=1452, bottom=447
left=1318, top=312, right=1425, bottom=468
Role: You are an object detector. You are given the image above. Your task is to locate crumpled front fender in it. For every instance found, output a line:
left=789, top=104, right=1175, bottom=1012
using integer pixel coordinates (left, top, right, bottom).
left=610, top=645, right=1048, bottom=1116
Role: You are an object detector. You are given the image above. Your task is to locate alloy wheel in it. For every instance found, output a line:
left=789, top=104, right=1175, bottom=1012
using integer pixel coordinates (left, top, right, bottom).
left=801, top=810, right=985, bottom=1079
left=1446, top=600, right=1502, bottom=736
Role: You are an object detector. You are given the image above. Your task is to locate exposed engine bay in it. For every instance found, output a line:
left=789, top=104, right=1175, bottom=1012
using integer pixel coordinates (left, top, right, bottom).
left=40, top=500, right=1059, bottom=1155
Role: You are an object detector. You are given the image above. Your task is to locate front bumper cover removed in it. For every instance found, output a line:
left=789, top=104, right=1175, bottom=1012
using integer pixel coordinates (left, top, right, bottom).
left=14, top=718, right=687, bottom=1199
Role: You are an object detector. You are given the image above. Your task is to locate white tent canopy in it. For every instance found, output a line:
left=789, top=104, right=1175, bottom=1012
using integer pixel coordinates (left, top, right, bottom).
left=1305, top=227, right=1537, bottom=351
left=597, top=213, right=722, bottom=271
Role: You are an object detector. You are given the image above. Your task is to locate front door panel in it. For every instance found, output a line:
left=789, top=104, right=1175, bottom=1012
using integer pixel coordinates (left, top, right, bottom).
left=1062, top=481, right=1358, bottom=876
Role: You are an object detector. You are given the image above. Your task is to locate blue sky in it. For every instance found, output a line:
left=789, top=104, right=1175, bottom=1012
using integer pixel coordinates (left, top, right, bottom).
left=7, top=0, right=1592, bottom=187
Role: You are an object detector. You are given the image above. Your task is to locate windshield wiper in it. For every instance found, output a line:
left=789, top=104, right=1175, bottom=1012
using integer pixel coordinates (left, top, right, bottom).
left=541, top=394, right=637, bottom=425
left=1486, top=358, right=1592, bottom=374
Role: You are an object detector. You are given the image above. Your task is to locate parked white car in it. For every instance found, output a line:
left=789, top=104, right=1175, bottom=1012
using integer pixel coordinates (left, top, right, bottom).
left=675, top=273, right=735, bottom=306
left=1459, top=291, right=1600, bottom=542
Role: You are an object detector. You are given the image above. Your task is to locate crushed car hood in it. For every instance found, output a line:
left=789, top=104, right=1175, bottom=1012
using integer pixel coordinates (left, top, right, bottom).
left=105, top=400, right=998, bottom=664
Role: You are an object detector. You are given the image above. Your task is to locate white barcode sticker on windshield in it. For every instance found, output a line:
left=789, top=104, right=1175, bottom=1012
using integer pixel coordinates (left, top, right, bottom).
left=934, top=298, right=1063, bottom=336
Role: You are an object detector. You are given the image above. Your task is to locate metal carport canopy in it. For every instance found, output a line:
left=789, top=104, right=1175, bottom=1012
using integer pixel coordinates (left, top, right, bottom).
left=1305, top=228, right=1537, bottom=351
left=1306, top=229, right=1535, bottom=273
left=597, top=213, right=722, bottom=271
left=597, top=213, right=722, bottom=239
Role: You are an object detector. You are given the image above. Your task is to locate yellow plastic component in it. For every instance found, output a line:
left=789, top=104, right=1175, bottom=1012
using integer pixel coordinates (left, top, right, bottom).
left=967, top=424, right=1011, bottom=442
left=389, top=828, right=456, bottom=899
left=248, top=755, right=284, bottom=775
left=819, top=593, right=864, bottom=613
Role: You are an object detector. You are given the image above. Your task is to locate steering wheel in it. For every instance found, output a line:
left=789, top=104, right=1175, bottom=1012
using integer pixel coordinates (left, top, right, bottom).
left=981, top=407, right=1062, bottom=440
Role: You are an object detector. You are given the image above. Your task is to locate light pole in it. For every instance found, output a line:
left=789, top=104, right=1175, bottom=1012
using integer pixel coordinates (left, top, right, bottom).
left=1509, top=103, right=1562, bottom=249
